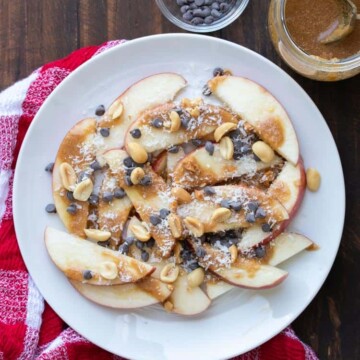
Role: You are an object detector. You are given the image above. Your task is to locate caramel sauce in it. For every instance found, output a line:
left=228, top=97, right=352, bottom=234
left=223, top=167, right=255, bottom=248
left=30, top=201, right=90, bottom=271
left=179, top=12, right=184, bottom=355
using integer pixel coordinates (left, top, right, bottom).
left=286, top=0, right=360, bottom=60
left=306, top=243, right=320, bottom=251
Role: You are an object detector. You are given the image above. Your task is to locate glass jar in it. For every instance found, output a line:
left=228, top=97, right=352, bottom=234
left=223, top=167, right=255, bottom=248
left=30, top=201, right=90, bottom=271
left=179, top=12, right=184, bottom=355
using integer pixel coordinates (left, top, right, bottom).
left=268, top=0, right=360, bottom=81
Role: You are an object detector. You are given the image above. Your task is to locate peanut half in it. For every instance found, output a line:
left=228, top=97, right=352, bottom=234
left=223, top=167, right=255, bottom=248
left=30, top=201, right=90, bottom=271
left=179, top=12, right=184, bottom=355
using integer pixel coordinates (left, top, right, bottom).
left=172, top=187, right=192, bottom=204
left=160, top=263, right=180, bottom=283
left=219, top=136, right=234, bottom=160
left=229, top=244, right=238, bottom=264
left=84, top=228, right=111, bottom=241
left=130, top=167, right=145, bottom=185
left=127, top=142, right=148, bottom=164
left=169, top=111, right=181, bottom=132
left=168, top=213, right=183, bottom=238
left=306, top=168, right=321, bottom=192
left=98, top=261, right=118, bottom=280
left=214, top=123, right=237, bottom=142
left=211, top=207, right=232, bottom=223
left=183, top=217, right=204, bottom=237
left=59, top=162, right=77, bottom=191
left=108, top=99, right=123, bottom=121
left=252, top=141, right=275, bottom=163
left=73, top=178, right=93, bottom=201
left=187, top=267, right=205, bottom=288
left=130, top=222, right=151, bottom=242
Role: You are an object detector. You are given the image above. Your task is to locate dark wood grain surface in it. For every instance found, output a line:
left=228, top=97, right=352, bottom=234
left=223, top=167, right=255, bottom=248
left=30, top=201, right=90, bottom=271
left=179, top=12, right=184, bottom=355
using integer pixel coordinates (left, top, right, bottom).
left=0, top=1, right=359, bottom=359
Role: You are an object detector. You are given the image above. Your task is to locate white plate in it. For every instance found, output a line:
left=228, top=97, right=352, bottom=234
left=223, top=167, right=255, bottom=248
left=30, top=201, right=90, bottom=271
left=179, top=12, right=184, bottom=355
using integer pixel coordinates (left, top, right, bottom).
left=13, top=34, right=345, bottom=360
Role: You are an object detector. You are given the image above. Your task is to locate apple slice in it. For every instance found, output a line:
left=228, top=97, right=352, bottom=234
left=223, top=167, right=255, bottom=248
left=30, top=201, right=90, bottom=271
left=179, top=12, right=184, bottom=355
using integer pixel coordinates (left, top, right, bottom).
left=124, top=102, right=238, bottom=153
left=97, top=170, right=133, bottom=247
left=70, top=280, right=158, bottom=308
left=168, top=273, right=211, bottom=315
left=208, top=75, right=299, bottom=165
left=45, top=227, right=155, bottom=285
left=205, top=232, right=313, bottom=298
left=239, top=160, right=306, bottom=250
left=97, top=73, right=186, bottom=157
left=52, top=118, right=97, bottom=238
left=167, top=146, right=186, bottom=179
left=172, top=145, right=282, bottom=188
left=104, top=149, right=176, bottom=257
left=177, top=185, right=289, bottom=233
left=137, top=277, right=173, bottom=302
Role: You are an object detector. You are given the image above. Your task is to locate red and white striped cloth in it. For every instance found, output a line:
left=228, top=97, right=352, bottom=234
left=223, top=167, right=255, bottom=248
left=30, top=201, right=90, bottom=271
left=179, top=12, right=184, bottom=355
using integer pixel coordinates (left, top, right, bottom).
left=0, top=40, right=318, bottom=360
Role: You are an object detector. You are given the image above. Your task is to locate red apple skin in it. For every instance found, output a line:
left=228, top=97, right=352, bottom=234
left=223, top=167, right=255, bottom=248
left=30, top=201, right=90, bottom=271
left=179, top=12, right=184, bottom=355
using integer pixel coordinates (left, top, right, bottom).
left=152, top=150, right=167, bottom=175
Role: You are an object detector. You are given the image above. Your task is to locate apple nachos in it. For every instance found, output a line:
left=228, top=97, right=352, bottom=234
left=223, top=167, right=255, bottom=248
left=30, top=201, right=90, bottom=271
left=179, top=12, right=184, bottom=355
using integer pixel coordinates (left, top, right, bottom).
left=44, top=70, right=320, bottom=315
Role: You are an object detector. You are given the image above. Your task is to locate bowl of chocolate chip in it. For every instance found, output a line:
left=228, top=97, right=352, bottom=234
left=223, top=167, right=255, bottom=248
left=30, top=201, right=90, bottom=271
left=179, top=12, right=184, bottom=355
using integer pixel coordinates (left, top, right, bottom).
left=156, top=0, right=249, bottom=33
left=268, top=0, right=360, bottom=81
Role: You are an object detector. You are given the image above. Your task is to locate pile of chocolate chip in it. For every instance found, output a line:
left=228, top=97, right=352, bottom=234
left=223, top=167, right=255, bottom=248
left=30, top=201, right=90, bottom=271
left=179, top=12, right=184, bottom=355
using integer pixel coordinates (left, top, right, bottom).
left=176, top=0, right=235, bottom=25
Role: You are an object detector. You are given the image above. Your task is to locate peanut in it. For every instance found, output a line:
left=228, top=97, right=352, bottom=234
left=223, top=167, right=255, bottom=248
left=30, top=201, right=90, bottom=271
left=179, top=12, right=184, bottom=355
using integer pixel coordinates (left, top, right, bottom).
left=183, top=217, right=204, bottom=237
left=84, top=229, right=111, bottom=241
left=59, top=162, right=77, bottom=191
left=160, top=263, right=180, bottom=283
left=73, top=178, right=93, bottom=201
left=211, top=207, right=232, bottom=223
left=169, top=111, right=181, bottom=132
left=171, top=187, right=192, bottom=204
left=229, top=244, right=238, bottom=263
left=219, top=136, right=234, bottom=160
left=108, top=99, right=123, bottom=120
left=168, top=214, right=183, bottom=238
left=98, top=261, right=118, bottom=280
left=252, top=141, right=275, bottom=163
left=127, top=142, right=148, bottom=164
left=214, top=123, right=237, bottom=142
left=306, top=168, right=321, bottom=192
left=130, top=222, right=151, bottom=242
left=130, top=167, right=145, bottom=185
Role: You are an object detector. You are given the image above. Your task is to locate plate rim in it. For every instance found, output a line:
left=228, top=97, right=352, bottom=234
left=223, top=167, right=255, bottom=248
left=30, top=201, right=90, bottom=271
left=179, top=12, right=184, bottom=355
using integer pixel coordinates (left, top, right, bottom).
left=13, top=33, right=345, bottom=359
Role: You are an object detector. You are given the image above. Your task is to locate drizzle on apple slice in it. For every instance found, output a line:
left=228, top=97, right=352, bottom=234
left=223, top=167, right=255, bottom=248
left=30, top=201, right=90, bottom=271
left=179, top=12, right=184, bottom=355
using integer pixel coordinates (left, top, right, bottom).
left=172, top=145, right=282, bottom=188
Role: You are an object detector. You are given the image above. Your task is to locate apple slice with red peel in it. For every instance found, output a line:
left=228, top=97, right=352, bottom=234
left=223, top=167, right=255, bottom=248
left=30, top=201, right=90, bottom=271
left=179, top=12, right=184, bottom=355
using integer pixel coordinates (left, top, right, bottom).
left=208, top=75, right=299, bottom=165
left=45, top=227, right=155, bottom=285
left=239, top=160, right=306, bottom=250
left=70, top=280, right=159, bottom=308
left=52, top=118, right=97, bottom=238
left=152, top=151, right=167, bottom=177
left=167, top=146, right=186, bottom=179
left=137, top=277, right=173, bottom=302
left=168, top=273, right=211, bottom=315
left=205, top=276, right=234, bottom=300
left=97, top=73, right=186, bottom=156
left=177, top=185, right=288, bottom=233
left=172, top=145, right=282, bottom=188
left=124, top=102, right=238, bottom=154
left=205, top=232, right=313, bottom=298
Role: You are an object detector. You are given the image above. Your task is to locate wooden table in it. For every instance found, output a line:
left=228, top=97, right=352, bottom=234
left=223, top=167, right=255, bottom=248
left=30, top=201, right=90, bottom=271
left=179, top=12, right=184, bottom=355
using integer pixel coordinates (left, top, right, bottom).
left=1, top=1, right=358, bottom=359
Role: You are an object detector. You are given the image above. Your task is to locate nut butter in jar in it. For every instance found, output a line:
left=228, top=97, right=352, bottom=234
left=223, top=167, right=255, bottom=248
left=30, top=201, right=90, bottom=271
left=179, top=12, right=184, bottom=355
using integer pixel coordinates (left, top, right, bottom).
left=268, top=0, right=360, bottom=81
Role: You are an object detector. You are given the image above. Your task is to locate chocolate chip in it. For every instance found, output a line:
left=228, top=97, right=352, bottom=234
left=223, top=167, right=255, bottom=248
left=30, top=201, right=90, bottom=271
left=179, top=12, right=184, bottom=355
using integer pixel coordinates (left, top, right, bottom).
left=211, top=1, right=220, bottom=10
left=202, top=84, right=212, bottom=96
left=100, top=128, right=110, bottom=137
left=205, top=0, right=213, bottom=4
left=205, top=141, right=214, bottom=155
left=177, top=0, right=186, bottom=5
left=211, top=8, right=222, bottom=18
left=103, top=192, right=114, bottom=202
left=97, top=240, right=110, bottom=247
left=95, top=105, right=105, bottom=116
left=253, top=154, right=261, bottom=162
left=228, top=237, right=240, bottom=246
left=135, top=240, right=145, bottom=250
left=180, top=5, right=190, bottom=13
left=201, top=7, right=211, bottom=16
left=261, top=223, right=272, bottom=232
left=191, top=139, right=202, bottom=147
left=130, top=128, right=141, bottom=139
left=89, top=160, right=101, bottom=171
left=228, top=129, right=240, bottom=139
left=255, top=207, right=266, bottom=219
left=150, top=214, right=162, bottom=226
left=45, top=203, right=56, bottom=213
left=255, top=246, right=266, bottom=258
left=195, top=0, right=205, bottom=5
left=188, top=262, right=200, bottom=271
left=125, top=236, right=135, bottom=245
left=119, top=242, right=130, bottom=255
left=189, top=3, right=197, bottom=10
left=66, top=203, right=77, bottom=214
left=193, top=8, right=203, bottom=16
left=159, top=208, right=170, bottom=219
left=180, top=114, right=190, bottom=129
left=83, top=270, right=93, bottom=280
left=139, top=175, right=152, bottom=186
left=240, top=145, right=252, bottom=154
left=203, top=186, right=216, bottom=195
left=123, top=157, right=135, bottom=168
left=245, top=212, right=256, bottom=223
left=219, top=2, right=230, bottom=12
left=88, top=194, right=99, bottom=205
left=146, top=238, right=155, bottom=248
left=213, top=67, right=224, bottom=77
left=230, top=201, right=242, bottom=212
left=204, top=15, right=215, bottom=24
left=151, top=118, right=163, bottom=128
left=114, top=188, right=126, bottom=199
left=195, top=247, right=206, bottom=258
left=220, top=199, right=231, bottom=209
left=45, top=162, right=54, bottom=172
left=183, top=10, right=194, bottom=21
left=66, top=191, right=75, bottom=202
left=191, top=17, right=204, bottom=25
left=141, top=250, right=149, bottom=262
left=247, top=201, right=259, bottom=212
left=168, top=145, right=180, bottom=154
